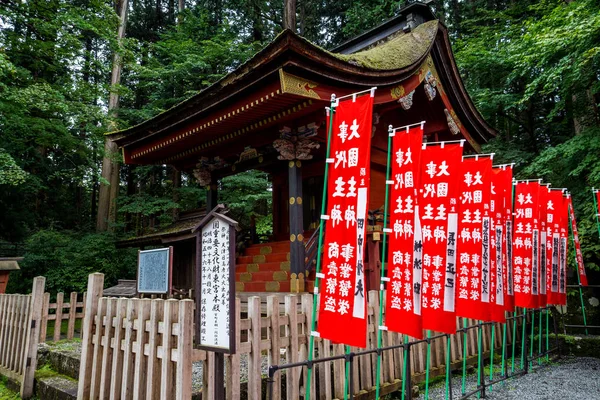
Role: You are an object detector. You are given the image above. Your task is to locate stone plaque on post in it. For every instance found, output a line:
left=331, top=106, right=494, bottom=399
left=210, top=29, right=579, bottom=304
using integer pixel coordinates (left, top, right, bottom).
left=137, top=247, right=173, bottom=295
left=194, top=206, right=237, bottom=354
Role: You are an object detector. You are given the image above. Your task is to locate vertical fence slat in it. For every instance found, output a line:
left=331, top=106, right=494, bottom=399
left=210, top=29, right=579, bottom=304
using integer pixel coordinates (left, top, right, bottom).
left=67, top=292, right=77, bottom=340
left=17, top=294, right=31, bottom=374
left=227, top=297, right=241, bottom=400
left=20, top=277, right=45, bottom=399
left=77, top=273, right=104, bottom=400
left=53, top=292, right=64, bottom=342
left=120, top=299, right=138, bottom=400
left=248, top=296, right=262, bottom=400
left=284, top=295, right=299, bottom=400
left=175, top=300, right=193, bottom=400
left=146, top=299, right=163, bottom=400
left=301, top=294, right=316, bottom=400
left=8, top=296, right=22, bottom=371
left=98, top=298, right=115, bottom=400
left=39, top=293, right=50, bottom=343
left=5, top=296, right=17, bottom=370
left=159, top=300, right=177, bottom=400
left=133, top=299, right=151, bottom=400
left=109, top=298, right=127, bottom=400
left=90, top=298, right=107, bottom=400
left=81, top=291, right=87, bottom=339
left=267, top=296, right=281, bottom=400
left=0, top=296, right=6, bottom=363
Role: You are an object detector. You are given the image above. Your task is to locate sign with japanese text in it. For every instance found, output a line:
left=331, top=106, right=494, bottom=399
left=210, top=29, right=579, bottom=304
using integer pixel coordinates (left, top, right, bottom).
left=489, top=166, right=510, bottom=322
left=545, top=189, right=564, bottom=305
left=385, top=125, right=424, bottom=339
left=196, top=212, right=237, bottom=353
left=455, top=156, right=493, bottom=321
left=513, top=182, right=541, bottom=309
left=558, top=194, right=569, bottom=305
left=568, top=197, right=588, bottom=286
left=318, top=93, right=374, bottom=348
left=418, top=142, right=463, bottom=334
left=538, top=186, right=549, bottom=306
left=137, top=247, right=172, bottom=294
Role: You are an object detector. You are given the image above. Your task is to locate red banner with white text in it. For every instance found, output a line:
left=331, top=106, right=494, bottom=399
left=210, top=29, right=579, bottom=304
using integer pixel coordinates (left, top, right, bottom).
left=385, top=125, right=424, bottom=339
left=419, top=142, right=463, bottom=334
left=558, top=194, right=569, bottom=306
left=513, top=182, right=541, bottom=309
left=318, top=93, right=374, bottom=348
left=538, top=186, right=549, bottom=306
left=545, top=189, right=564, bottom=305
left=568, top=197, right=588, bottom=286
left=455, top=156, right=493, bottom=321
left=489, top=166, right=510, bottom=322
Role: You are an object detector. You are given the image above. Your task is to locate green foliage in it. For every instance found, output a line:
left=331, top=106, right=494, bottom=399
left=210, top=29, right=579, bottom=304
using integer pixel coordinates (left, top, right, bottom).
left=7, top=230, right=137, bottom=295
left=0, top=148, right=28, bottom=185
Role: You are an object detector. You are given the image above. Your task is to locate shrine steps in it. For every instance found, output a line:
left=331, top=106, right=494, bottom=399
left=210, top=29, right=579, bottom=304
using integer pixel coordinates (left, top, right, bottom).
left=236, top=242, right=292, bottom=292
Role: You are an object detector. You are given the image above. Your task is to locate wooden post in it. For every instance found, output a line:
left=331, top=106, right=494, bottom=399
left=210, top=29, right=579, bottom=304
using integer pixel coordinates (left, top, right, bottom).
left=288, top=160, right=305, bottom=292
left=77, top=273, right=104, bottom=400
left=160, top=300, right=178, bottom=400
left=267, top=296, right=281, bottom=400
left=20, top=276, right=45, bottom=399
left=176, top=300, right=193, bottom=400
left=146, top=299, right=163, bottom=400
left=226, top=297, right=241, bottom=400
left=53, top=292, right=64, bottom=342
left=67, top=292, right=77, bottom=339
left=206, top=182, right=218, bottom=211
left=109, top=298, right=127, bottom=399
left=248, top=296, right=262, bottom=400
left=285, top=295, right=299, bottom=400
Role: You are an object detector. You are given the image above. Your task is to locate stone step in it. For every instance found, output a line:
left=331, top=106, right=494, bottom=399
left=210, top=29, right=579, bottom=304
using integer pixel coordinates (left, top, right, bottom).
left=35, top=374, right=78, bottom=400
left=236, top=280, right=291, bottom=292
left=38, top=343, right=81, bottom=381
left=244, top=243, right=290, bottom=256
left=236, top=270, right=290, bottom=282
left=236, top=261, right=290, bottom=273
left=237, top=252, right=290, bottom=264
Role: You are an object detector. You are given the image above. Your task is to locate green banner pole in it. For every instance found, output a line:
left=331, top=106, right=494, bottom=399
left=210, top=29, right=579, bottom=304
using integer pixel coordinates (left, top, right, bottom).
left=305, top=95, right=336, bottom=399
left=511, top=310, right=517, bottom=373
left=461, top=318, right=468, bottom=395
left=401, top=335, right=408, bottom=400
left=593, top=188, right=600, bottom=239
left=375, top=125, right=394, bottom=399
left=425, top=330, right=432, bottom=400
left=344, top=345, right=350, bottom=400
left=476, top=321, right=483, bottom=399
left=445, top=334, right=451, bottom=400
left=520, top=308, right=527, bottom=371
left=546, top=307, right=550, bottom=361
left=489, top=324, right=495, bottom=391
left=568, top=202, right=588, bottom=335
left=538, top=309, right=542, bottom=365
left=529, top=309, right=535, bottom=369
left=501, top=319, right=507, bottom=381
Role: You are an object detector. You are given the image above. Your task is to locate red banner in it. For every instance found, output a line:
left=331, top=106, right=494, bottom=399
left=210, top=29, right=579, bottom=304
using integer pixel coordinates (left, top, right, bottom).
left=513, top=182, right=541, bottom=309
left=596, top=189, right=600, bottom=217
left=455, top=156, right=493, bottom=321
left=558, top=194, right=569, bottom=306
left=538, top=186, right=549, bottom=306
left=419, top=142, right=463, bottom=334
left=318, top=93, right=373, bottom=348
left=568, top=197, right=588, bottom=286
left=385, top=125, right=424, bottom=339
left=545, top=189, right=564, bottom=305
left=489, top=166, right=511, bottom=322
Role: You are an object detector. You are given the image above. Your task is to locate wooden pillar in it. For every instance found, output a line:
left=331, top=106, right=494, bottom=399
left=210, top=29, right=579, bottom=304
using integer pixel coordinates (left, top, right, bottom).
left=206, top=182, right=218, bottom=211
left=288, top=160, right=305, bottom=292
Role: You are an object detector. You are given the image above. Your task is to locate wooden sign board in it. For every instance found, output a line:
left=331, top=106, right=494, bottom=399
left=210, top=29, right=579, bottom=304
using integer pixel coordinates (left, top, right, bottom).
left=137, top=247, right=173, bottom=294
left=195, top=208, right=237, bottom=354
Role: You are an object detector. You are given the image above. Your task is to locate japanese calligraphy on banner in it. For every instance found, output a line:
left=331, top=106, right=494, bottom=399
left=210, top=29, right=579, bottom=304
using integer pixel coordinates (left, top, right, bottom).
left=513, top=182, right=541, bottom=309
left=455, top=156, right=493, bottom=321
left=489, top=166, right=511, bottom=322
left=419, top=142, right=463, bottom=334
left=385, top=125, right=423, bottom=339
left=318, top=92, right=374, bottom=348
left=559, top=194, right=569, bottom=305
left=545, top=189, right=564, bottom=305
left=538, top=186, right=549, bottom=306
left=568, top=196, right=588, bottom=286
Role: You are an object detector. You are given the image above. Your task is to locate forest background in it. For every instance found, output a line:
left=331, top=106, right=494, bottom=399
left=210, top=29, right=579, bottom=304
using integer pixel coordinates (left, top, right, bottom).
left=1, top=0, right=599, bottom=295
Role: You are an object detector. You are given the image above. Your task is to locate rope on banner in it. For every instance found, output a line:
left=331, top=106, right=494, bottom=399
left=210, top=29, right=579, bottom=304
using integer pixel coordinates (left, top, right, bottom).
left=568, top=196, right=589, bottom=335
left=374, top=125, right=394, bottom=399
left=305, top=94, right=337, bottom=400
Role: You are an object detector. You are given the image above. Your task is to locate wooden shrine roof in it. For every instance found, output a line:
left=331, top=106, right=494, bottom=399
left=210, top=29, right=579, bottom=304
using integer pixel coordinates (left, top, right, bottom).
left=108, top=3, right=496, bottom=169
left=0, top=257, right=21, bottom=271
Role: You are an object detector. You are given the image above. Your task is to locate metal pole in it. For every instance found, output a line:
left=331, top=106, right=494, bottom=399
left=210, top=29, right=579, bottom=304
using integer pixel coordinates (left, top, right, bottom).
left=521, top=308, right=527, bottom=371
left=461, top=318, right=468, bottom=395
left=538, top=310, right=542, bottom=365
left=501, top=319, right=507, bottom=380
left=476, top=322, right=483, bottom=399
left=511, top=311, right=517, bottom=374
left=568, top=206, right=589, bottom=335
left=593, top=189, right=600, bottom=239
left=306, top=96, right=337, bottom=399
left=445, top=334, right=452, bottom=400
left=546, top=307, right=550, bottom=362
left=529, top=309, right=535, bottom=370
left=489, top=324, right=495, bottom=391
left=344, top=345, right=350, bottom=400
left=375, top=125, right=394, bottom=399
left=425, top=331, right=432, bottom=400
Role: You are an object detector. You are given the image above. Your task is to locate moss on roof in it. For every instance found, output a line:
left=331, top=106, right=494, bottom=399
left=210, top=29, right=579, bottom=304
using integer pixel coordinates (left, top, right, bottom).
left=333, top=20, right=438, bottom=70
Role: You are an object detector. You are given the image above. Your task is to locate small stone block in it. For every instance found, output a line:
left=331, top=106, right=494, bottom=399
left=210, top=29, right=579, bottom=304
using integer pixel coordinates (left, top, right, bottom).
left=235, top=282, right=244, bottom=291
left=260, top=246, right=272, bottom=255
left=265, top=281, right=280, bottom=292
left=252, top=255, right=266, bottom=263
left=273, top=271, right=288, bottom=281
left=247, top=263, right=260, bottom=273
left=280, top=261, right=291, bottom=271
left=240, top=272, right=252, bottom=282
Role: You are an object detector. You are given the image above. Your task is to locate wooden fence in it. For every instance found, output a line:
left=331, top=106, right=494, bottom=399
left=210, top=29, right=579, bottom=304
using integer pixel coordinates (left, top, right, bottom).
left=39, top=291, right=86, bottom=343
left=0, top=277, right=44, bottom=399
left=77, top=273, right=194, bottom=400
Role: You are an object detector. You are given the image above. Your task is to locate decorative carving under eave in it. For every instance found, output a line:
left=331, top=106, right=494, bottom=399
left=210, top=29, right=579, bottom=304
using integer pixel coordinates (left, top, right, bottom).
left=193, top=156, right=227, bottom=186
left=444, top=109, right=460, bottom=135
left=273, top=124, right=321, bottom=160
left=424, top=70, right=438, bottom=101
left=398, top=90, right=415, bottom=110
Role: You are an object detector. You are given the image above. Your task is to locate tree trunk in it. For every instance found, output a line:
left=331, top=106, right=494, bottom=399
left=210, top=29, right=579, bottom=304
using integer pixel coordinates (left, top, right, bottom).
left=283, top=0, right=297, bottom=31
left=96, top=0, right=129, bottom=231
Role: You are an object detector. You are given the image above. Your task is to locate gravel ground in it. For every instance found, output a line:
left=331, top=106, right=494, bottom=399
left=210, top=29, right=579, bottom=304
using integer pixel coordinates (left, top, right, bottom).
left=422, top=356, right=600, bottom=400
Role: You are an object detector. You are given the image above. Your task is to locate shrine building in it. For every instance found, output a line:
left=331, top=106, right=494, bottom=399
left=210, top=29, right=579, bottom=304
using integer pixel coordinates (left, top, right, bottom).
left=109, top=2, right=495, bottom=295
